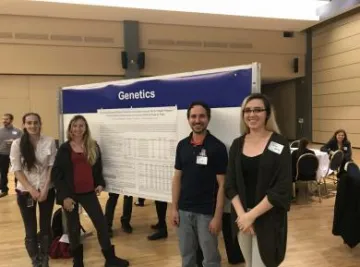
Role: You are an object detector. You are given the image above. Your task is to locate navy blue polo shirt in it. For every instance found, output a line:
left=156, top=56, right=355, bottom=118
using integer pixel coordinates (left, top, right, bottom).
left=175, top=131, right=228, bottom=215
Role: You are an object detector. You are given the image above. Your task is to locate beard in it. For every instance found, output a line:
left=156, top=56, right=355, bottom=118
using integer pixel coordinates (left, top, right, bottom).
left=191, top=124, right=207, bottom=134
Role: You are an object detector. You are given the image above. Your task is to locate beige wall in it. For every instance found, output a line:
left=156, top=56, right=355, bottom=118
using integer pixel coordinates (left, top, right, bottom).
left=312, top=12, right=360, bottom=147
left=139, top=23, right=306, bottom=81
left=262, top=80, right=296, bottom=140
left=0, top=75, right=122, bottom=139
left=0, top=15, right=306, bottom=80
left=0, top=15, right=307, bottom=138
left=0, top=15, right=125, bottom=75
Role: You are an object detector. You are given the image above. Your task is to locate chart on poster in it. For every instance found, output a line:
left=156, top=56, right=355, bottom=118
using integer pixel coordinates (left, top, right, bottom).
left=97, top=106, right=177, bottom=201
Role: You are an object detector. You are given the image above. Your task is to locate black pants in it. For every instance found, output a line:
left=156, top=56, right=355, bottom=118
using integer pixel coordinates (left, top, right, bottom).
left=17, top=188, right=55, bottom=239
left=105, top=193, right=133, bottom=228
left=137, top=198, right=145, bottom=205
left=155, top=201, right=167, bottom=228
left=196, top=213, right=244, bottom=266
left=0, top=154, right=10, bottom=193
left=65, top=192, right=111, bottom=251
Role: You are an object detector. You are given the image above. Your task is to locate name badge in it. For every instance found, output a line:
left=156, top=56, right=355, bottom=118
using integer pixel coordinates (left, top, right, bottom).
left=196, top=156, right=208, bottom=165
left=12, top=131, right=17, bottom=135
left=196, top=148, right=208, bottom=165
left=344, top=147, right=347, bottom=151
left=268, top=141, right=284, bottom=155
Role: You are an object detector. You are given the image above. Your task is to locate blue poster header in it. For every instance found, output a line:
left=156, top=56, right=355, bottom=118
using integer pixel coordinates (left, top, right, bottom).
left=62, top=68, right=252, bottom=114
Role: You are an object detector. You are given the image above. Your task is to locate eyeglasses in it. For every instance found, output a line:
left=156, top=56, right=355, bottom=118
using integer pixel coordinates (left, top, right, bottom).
left=243, top=108, right=266, bottom=114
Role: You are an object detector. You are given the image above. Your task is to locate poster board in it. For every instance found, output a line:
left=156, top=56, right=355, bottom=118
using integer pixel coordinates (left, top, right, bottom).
left=59, top=63, right=261, bottom=202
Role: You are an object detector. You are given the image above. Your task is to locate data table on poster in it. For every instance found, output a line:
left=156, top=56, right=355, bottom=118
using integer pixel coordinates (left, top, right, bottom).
left=97, top=106, right=177, bottom=202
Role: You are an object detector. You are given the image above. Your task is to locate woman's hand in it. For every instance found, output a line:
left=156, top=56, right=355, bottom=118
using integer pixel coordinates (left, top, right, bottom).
left=63, top=198, right=75, bottom=212
left=95, top=186, right=103, bottom=196
left=38, top=187, right=49, bottom=202
left=236, top=212, right=256, bottom=233
left=29, top=187, right=40, bottom=201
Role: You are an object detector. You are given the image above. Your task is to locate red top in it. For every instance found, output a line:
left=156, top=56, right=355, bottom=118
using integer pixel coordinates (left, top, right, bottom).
left=71, top=150, right=94, bottom=194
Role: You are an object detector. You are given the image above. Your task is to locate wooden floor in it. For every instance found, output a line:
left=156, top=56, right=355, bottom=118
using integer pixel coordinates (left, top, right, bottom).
left=0, top=144, right=360, bottom=267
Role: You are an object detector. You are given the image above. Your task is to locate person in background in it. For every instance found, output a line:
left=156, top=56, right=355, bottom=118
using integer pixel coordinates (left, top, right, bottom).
left=134, top=197, right=145, bottom=207
left=291, top=138, right=315, bottom=181
left=225, top=93, right=292, bottom=267
left=0, top=113, right=22, bottom=197
left=10, top=113, right=56, bottom=267
left=105, top=194, right=134, bottom=236
left=172, top=101, right=228, bottom=267
left=51, top=115, right=129, bottom=267
left=320, top=129, right=352, bottom=172
left=148, top=201, right=168, bottom=240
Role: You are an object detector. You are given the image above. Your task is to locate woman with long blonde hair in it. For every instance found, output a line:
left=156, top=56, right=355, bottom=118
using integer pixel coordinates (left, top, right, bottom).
left=225, top=93, right=292, bottom=267
left=51, top=115, right=129, bottom=267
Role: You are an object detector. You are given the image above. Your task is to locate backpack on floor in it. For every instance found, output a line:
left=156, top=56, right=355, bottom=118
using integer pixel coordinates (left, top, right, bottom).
left=51, top=207, right=86, bottom=240
left=51, top=208, right=63, bottom=240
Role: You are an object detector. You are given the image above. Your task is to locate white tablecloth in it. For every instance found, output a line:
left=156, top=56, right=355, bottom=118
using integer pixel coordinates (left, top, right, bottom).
left=291, top=148, right=330, bottom=181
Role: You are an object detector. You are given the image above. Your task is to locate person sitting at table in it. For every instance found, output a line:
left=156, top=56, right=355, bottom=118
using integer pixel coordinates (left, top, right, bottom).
left=291, top=138, right=315, bottom=182
left=320, top=129, right=352, bottom=173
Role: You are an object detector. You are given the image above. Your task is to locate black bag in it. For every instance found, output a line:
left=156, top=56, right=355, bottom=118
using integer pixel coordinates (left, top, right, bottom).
left=51, top=207, right=86, bottom=240
left=51, top=208, right=63, bottom=239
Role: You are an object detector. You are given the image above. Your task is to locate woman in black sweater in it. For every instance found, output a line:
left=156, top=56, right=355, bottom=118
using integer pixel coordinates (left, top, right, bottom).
left=51, top=115, right=129, bottom=267
left=320, top=129, right=352, bottom=174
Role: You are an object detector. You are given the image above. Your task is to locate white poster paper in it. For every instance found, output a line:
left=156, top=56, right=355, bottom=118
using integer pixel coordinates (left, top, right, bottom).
left=98, top=106, right=177, bottom=202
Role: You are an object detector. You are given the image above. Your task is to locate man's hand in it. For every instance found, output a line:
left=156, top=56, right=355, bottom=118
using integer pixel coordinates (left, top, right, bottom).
left=209, top=216, right=222, bottom=235
left=171, top=208, right=180, bottom=227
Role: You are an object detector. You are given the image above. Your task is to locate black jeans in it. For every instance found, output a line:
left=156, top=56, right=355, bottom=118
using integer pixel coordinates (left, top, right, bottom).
left=65, top=192, right=111, bottom=251
left=137, top=198, right=145, bottom=205
left=0, top=154, right=10, bottom=193
left=105, top=193, right=133, bottom=228
left=17, top=188, right=55, bottom=239
left=155, top=201, right=167, bottom=228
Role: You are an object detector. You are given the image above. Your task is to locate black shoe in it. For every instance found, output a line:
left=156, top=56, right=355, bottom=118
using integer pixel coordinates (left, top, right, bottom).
left=72, top=244, right=84, bottom=267
left=150, top=223, right=160, bottom=230
left=121, top=223, right=133, bottom=234
left=102, top=245, right=129, bottom=267
left=25, top=237, right=41, bottom=267
left=134, top=201, right=144, bottom=207
left=147, top=229, right=168, bottom=241
left=39, top=235, right=50, bottom=267
left=0, top=191, right=8, bottom=198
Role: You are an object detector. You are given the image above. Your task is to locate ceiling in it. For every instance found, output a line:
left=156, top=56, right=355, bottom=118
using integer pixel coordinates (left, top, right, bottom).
left=0, top=0, right=321, bottom=31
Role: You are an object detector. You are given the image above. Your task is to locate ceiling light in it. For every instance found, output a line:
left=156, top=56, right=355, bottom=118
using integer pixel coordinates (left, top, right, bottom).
left=32, top=0, right=329, bottom=21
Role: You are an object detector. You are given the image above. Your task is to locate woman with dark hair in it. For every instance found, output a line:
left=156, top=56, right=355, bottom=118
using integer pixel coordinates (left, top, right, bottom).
left=291, top=138, right=315, bottom=181
left=51, top=115, right=129, bottom=267
left=10, top=113, right=56, bottom=267
left=320, top=129, right=352, bottom=163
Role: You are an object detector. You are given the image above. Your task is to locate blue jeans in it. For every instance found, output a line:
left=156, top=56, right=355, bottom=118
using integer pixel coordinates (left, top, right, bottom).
left=178, top=210, right=221, bottom=267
